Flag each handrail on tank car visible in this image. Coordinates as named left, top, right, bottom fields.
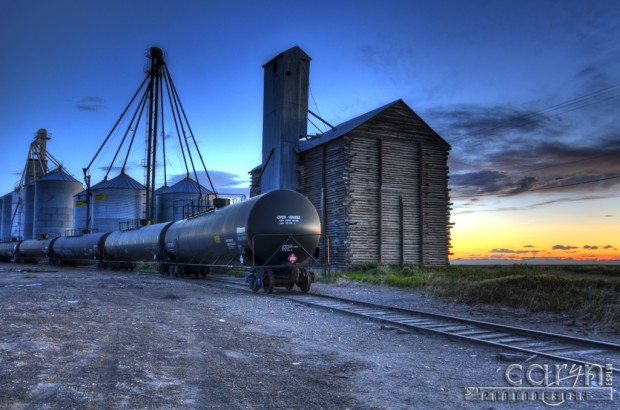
left=250, top=233, right=329, bottom=268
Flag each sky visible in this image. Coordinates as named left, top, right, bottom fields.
left=0, top=0, right=618, bottom=263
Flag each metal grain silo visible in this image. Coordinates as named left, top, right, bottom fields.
left=154, top=184, right=170, bottom=223
left=33, top=168, right=83, bottom=237
left=90, top=172, right=145, bottom=232
left=155, top=176, right=213, bottom=222
left=72, top=190, right=90, bottom=233
left=20, top=183, right=36, bottom=240
left=0, top=192, right=11, bottom=241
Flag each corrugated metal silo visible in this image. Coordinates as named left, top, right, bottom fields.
left=154, top=184, right=170, bottom=223
left=90, top=172, right=145, bottom=232
left=33, top=168, right=83, bottom=237
left=2, top=192, right=15, bottom=240
left=155, top=176, right=213, bottom=222
left=20, top=183, right=36, bottom=240
left=11, top=191, right=19, bottom=239
left=19, top=157, right=48, bottom=240
left=72, top=190, right=89, bottom=233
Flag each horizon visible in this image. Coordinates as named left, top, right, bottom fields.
left=1, top=1, right=618, bottom=262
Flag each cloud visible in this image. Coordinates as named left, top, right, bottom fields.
left=168, top=170, right=249, bottom=196
left=95, top=165, right=125, bottom=174
left=552, top=244, right=579, bottom=250
left=77, top=96, right=104, bottom=111
left=450, top=170, right=513, bottom=195
left=451, top=170, right=545, bottom=197
left=427, top=95, right=620, bottom=200
left=523, top=244, right=534, bottom=248
left=449, top=142, right=620, bottom=198
left=490, top=248, right=529, bottom=254
left=428, top=104, right=558, bottom=142
left=583, top=245, right=599, bottom=250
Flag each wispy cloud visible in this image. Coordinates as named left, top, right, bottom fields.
left=77, top=96, right=104, bottom=112
left=438, top=102, right=620, bottom=198
left=552, top=244, right=579, bottom=251
left=168, top=170, right=249, bottom=196
left=490, top=248, right=529, bottom=254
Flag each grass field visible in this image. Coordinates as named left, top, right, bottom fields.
left=338, top=264, right=620, bottom=329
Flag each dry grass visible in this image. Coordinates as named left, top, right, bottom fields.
left=343, top=264, right=620, bottom=329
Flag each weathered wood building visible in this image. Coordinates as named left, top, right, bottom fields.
left=250, top=47, right=452, bottom=267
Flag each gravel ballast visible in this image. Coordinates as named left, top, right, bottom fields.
left=1, top=265, right=618, bottom=409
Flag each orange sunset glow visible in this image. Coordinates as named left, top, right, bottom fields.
left=449, top=193, right=620, bottom=263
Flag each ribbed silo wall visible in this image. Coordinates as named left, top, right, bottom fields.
left=155, top=177, right=213, bottom=223
left=11, top=191, right=19, bottom=239
left=157, top=193, right=197, bottom=222
left=33, top=177, right=83, bottom=237
left=91, top=187, right=145, bottom=232
left=72, top=191, right=89, bottom=232
left=20, top=184, right=35, bottom=240
left=154, top=186, right=170, bottom=223
left=1, top=193, right=14, bottom=240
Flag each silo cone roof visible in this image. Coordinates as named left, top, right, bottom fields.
left=165, top=177, right=212, bottom=194
left=155, top=185, right=171, bottom=194
left=91, top=172, right=145, bottom=190
left=38, top=167, right=81, bottom=183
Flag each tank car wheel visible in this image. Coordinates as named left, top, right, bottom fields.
left=263, top=270, right=274, bottom=294
left=297, top=268, right=311, bottom=293
left=286, top=267, right=299, bottom=291
left=249, top=275, right=260, bottom=292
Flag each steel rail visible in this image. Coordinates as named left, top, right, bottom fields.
left=205, top=275, right=620, bottom=373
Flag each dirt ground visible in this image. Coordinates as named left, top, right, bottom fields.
left=1, top=264, right=618, bottom=409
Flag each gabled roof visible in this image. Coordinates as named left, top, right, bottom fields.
left=263, top=46, right=311, bottom=67
left=298, top=99, right=450, bottom=152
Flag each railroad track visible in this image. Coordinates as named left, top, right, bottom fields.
left=204, top=274, right=620, bottom=373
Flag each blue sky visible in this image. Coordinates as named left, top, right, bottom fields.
left=1, top=0, right=619, bottom=260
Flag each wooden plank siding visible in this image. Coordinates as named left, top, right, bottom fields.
left=262, top=99, right=452, bottom=268
left=298, top=101, right=451, bottom=267
left=299, top=138, right=349, bottom=267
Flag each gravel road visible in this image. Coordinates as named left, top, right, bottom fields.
left=1, top=265, right=617, bottom=409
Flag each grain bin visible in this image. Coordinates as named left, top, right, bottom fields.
left=20, top=183, right=35, bottom=240
left=72, top=190, right=89, bottom=233
left=154, top=184, right=170, bottom=223
left=90, top=172, right=145, bottom=232
left=33, top=168, right=83, bottom=237
left=155, top=176, right=213, bottom=222
left=1, top=192, right=11, bottom=240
